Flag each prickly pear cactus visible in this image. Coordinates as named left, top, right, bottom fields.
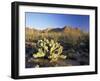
left=33, top=38, right=67, bottom=62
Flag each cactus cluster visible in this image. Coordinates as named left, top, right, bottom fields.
left=33, top=38, right=67, bottom=62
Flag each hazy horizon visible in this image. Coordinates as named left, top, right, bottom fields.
left=26, top=26, right=83, bottom=31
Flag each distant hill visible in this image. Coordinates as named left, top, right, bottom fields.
left=25, top=26, right=82, bottom=33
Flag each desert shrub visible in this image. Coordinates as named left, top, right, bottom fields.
left=33, top=38, right=67, bottom=62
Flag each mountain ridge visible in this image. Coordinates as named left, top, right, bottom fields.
left=25, top=26, right=83, bottom=33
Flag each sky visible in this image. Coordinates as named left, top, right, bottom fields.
left=25, top=12, right=89, bottom=31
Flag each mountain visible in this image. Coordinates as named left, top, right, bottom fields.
left=25, top=26, right=82, bottom=34
left=42, top=28, right=52, bottom=33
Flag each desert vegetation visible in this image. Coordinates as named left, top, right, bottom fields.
left=25, top=26, right=89, bottom=68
